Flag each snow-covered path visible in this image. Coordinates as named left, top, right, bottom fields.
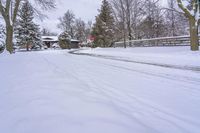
left=0, top=49, right=200, bottom=133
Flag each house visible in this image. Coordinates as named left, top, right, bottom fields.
left=42, top=36, right=80, bottom=49
left=42, top=36, right=59, bottom=48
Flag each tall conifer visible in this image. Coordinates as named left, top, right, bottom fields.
left=92, top=0, right=115, bottom=47
left=15, top=1, right=42, bottom=51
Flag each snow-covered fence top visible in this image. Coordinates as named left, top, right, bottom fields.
left=114, top=35, right=198, bottom=47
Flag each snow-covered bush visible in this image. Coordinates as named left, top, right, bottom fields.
left=58, top=31, right=71, bottom=49
left=52, top=43, right=60, bottom=49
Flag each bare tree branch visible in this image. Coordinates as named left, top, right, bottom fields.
left=162, top=7, right=184, bottom=15
left=177, top=0, right=193, bottom=18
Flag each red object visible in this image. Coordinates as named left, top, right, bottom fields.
left=89, top=35, right=95, bottom=41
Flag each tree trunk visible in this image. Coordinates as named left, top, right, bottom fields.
left=26, top=43, right=29, bottom=51
left=189, top=18, right=199, bottom=51
left=5, top=25, right=14, bottom=54
left=126, top=0, right=132, bottom=47
left=123, top=17, right=126, bottom=48
left=128, top=27, right=132, bottom=47
left=123, top=30, right=126, bottom=48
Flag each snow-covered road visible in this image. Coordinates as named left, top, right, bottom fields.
left=0, top=48, right=200, bottom=133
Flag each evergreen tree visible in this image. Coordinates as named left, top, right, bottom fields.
left=58, top=31, right=71, bottom=49
left=15, top=1, right=42, bottom=51
left=92, top=0, right=115, bottom=47
left=32, top=25, right=42, bottom=49
left=0, top=24, right=5, bottom=47
left=0, top=23, right=5, bottom=52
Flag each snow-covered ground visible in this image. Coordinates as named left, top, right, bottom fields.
left=78, top=46, right=200, bottom=69
left=0, top=47, right=200, bottom=133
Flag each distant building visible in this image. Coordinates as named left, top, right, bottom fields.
left=42, top=36, right=58, bottom=48
left=42, top=36, right=80, bottom=48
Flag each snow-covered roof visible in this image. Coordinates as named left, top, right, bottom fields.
left=71, top=39, right=79, bottom=42
left=42, top=36, right=58, bottom=42
left=42, top=36, right=79, bottom=42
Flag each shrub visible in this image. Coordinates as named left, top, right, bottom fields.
left=0, top=45, right=5, bottom=54
left=58, top=32, right=71, bottom=49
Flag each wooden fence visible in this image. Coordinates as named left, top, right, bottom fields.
left=114, top=35, right=197, bottom=47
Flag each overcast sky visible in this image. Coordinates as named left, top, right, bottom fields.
left=38, top=0, right=101, bottom=33
left=38, top=0, right=167, bottom=34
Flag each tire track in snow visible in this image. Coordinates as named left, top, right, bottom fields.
left=64, top=54, right=199, bottom=132
left=69, top=50, right=200, bottom=72
left=42, top=51, right=200, bottom=133
left=69, top=50, right=200, bottom=90
left=41, top=53, right=162, bottom=132
left=69, top=51, right=200, bottom=132
left=79, top=70, right=200, bottom=133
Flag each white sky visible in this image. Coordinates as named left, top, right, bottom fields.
left=37, top=0, right=167, bottom=34
left=38, top=0, right=101, bottom=33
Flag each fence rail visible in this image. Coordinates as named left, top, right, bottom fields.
left=114, top=35, right=198, bottom=47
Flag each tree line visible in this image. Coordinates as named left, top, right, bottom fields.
left=92, top=0, right=199, bottom=51
left=57, top=10, right=92, bottom=43
left=0, top=1, right=93, bottom=52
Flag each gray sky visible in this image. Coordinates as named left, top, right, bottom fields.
left=39, top=0, right=101, bottom=33
left=38, top=0, right=167, bottom=34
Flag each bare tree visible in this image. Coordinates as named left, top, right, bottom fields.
left=177, top=0, right=199, bottom=51
left=164, top=0, right=188, bottom=36
left=167, top=0, right=176, bottom=36
left=111, top=0, right=145, bottom=47
left=57, top=10, right=75, bottom=38
left=109, top=0, right=197, bottom=50
left=0, top=0, right=55, bottom=53
left=111, top=0, right=127, bottom=48
left=131, top=0, right=145, bottom=39
left=85, top=21, right=92, bottom=41
left=41, top=28, right=57, bottom=36
left=125, top=0, right=133, bottom=46
left=141, top=0, right=165, bottom=38
left=74, top=18, right=86, bottom=42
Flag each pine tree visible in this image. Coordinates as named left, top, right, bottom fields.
left=0, top=23, right=5, bottom=52
left=0, top=24, right=5, bottom=47
left=15, top=1, right=42, bottom=51
left=92, top=0, right=115, bottom=47
left=32, top=25, right=42, bottom=49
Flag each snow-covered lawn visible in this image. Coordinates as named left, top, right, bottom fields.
left=78, top=46, right=200, bottom=69
left=0, top=47, right=200, bottom=133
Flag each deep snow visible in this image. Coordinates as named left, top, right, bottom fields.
left=0, top=47, right=200, bottom=133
